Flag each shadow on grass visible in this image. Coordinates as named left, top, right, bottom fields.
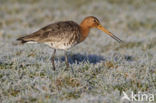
left=59, top=53, right=105, bottom=64
left=58, top=53, right=134, bottom=64
left=0, top=53, right=134, bottom=68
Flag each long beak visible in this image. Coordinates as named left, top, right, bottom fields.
left=97, top=25, right=123, bottom=43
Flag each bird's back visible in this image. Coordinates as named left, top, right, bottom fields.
left=17, top=21, right=81, bottom=49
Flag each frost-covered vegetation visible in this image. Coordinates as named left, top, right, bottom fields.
left=0, top=0, right=156, bottom=103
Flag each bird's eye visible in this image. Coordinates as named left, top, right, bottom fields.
left=94, top=19, right=97, bottom=23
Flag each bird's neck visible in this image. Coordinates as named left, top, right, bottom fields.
left=80, top=22, right=90, bottom=42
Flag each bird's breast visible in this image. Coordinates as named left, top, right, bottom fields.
left=44, top=33, right=80, bottom=50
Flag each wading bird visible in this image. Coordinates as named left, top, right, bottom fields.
left=17, top=16, right=123, bottom=70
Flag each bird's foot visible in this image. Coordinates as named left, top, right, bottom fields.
left=52, top=67, right=56, bottom=70
left=51, top=66, right=55, bottom=70
left=64, top=64, right=69, bottom=71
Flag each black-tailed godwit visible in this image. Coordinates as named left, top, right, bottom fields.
left=17, top=16, right=123, bottom=70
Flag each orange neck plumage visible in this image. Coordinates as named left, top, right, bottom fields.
left=80, top=21, right=90, bottom=42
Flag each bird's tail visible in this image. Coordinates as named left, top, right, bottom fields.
left=16, top=34, right=36, bottom=44
left=16, top=37, right=27, bottom=44
left=16, top=36, right=28, bottom=44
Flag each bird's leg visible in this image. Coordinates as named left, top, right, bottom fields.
left=51, top=49, right=56, bottom=70
left=64, top=51, right=69, bottom=69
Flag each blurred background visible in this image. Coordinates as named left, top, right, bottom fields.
left=0, top=0, right=156, bottom=54
left=0, top=0, right=156, bottom=103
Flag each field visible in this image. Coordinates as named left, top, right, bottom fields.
left=0, top=0, right=156, bottom=103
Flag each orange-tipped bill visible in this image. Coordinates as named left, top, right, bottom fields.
left=97, top=25, right=123, bottom=43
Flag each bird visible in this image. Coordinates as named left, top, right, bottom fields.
left=17, top=16, right=123, bottom=70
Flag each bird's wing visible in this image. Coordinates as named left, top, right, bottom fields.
left=17, top=21, right=81, bottom=43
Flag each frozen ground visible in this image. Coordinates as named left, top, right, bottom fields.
left=0, top=0, right=156, bottom=103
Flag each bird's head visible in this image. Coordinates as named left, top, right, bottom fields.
left=81, top=16, right=100, bottom=28
left=81, top=16, right=123, bottom=43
